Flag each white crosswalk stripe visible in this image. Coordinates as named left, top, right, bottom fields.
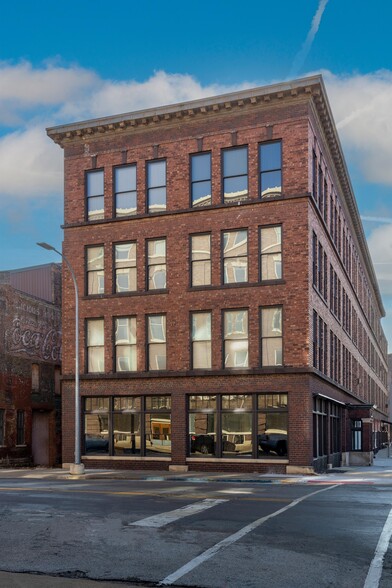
left=130, top=498, right=228, bottom=528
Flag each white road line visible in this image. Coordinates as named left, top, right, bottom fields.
left=364, top=507, right=392, bottom=588
left=159, top=484, right=340, bottom=586
left=131, top=498, right=228, bottom=528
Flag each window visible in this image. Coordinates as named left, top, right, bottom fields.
left=16, top=410, right=25, bottom=445
left=114, top=242, right=137, bottom=293
left=258, top=393, right=288, bottom=457
left=0, top=409, right=4, bottom=445
left=223, top=310, right=248, bottom=368
left=86, top=319, right=104, bottom=373
left=147, top=239, right=166, bottom=290
left=115, top=317, right=136, bottom=372
left=191, top=153, right=211, bottom=207
left=114, top=164, right=137, bottom=217
left=189, top=395, right=217, bottom=457
left=222, top=147, right=248, bottom=203
left=260, top=141, right=282, bottom=198
left=145, top=395, right=171, bottom=456
left=147, top=160, right=166, bottom=213
left=313, top=397, right=327, bottom=457
left=31, top=364, right=39, bottom=392
left=191, top=234, right=211, bottom=287
left=86, top=246, right=104, bottom=295
left=86, top=169, right=104, bottom=221
left=223, top=230, right=248, bottom=284
left=260, top=226, right=282, bottom=280
left=351, top=420, right=362, bottom=451
left=191, top=312, right=211, bottom=369
left=147, top=315, right=166, bottom=370
left=261, top=307, right=283, bottom=366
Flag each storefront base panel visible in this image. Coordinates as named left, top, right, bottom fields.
left=341, top=451, right=373, bottom=467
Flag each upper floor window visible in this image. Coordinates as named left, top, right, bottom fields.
left=191, top=234, right=211, bottom=287
left=147, top=239, right=166, bottom=290
left=191, top=312, right=212, bottom=369
left=223, top=309, right=249, bottom=368
left=260, top=306, right=283, bottom=366
left=86, top=318, right=104, bottom=373
left=114, top=242, right=137, bottom=293
left=147, top=315, right=166, bottom=370
left=223, top=230, right=248, bottom=284
left=115, top=317, right=136, bottom=372
left=86, top=246, right=104, bottom=295
left=191, top=153, right=212, bottom=207
left=260, top=226, right=282, bottom=280
left=260, top=141, right=282, bottom=198
left=222, top=147, right=248, bottom=203
left=147, top=160, right=166, bottom=213
left=114, top=165, right=137, bottom=217
left=86, top=170, right=104, bottom=221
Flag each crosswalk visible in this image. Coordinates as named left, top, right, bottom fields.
left=130, top=498, right=228, bottom=528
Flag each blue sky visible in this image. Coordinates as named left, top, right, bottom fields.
left=1, top=0, right=392, bottom=345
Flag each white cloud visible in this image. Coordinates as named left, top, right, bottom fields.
left=367, top=224, right=392, bottom=296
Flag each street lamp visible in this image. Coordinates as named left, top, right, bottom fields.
left=37, top=242, right=85, bottom=475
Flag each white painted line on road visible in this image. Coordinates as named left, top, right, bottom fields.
left=159, top=484, right=340, bottom=586
left=364, top=506, right=392, bottom=588
left=131, top=498, right=228, bottom=528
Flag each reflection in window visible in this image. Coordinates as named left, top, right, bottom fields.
left=191, top=153, right=211, bottom=207
left=260, top=141, right=282, bottom=198
left=115, top=242, right=137, bottom=292
left=260, top=226, right=282, bottom=280
left=189, top=396, right=217, bottom=457
left=86, top=170, right=104, bottom=221
left=147, top=315, right=166, bottom=370
left=261, top=307, right=282, bottom=366
left=84, top=397, right=109, bottom=455
left=145, top=396, right=171, bottom=456
left=147, top=239, right=166, bottom=290
left=86, top=246, right=104, bottom=295
left=147, top=160, right=166, bottom=213
left=223, top=230, right=248, bottom=284
left=191, top=234, right=211, bottom=287
left=222, top=412, right=252, bottom=458
left=258, top=393, right=288, bottom=457
left=115, top=165, right=137, bottom=217
left=223, top=310, right=248, bottom=368
left=115, top=317, right=136, bottom=372
left=87, top=318, right=104, bottom=373
left=222, top=147, right=248, bottom=203
left=191, top=312, right=211, bottom=369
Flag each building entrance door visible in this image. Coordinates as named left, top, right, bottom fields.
left=32, top=411, right=50, bottom=466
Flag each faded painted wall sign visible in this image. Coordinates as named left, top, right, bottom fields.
left=6, top=317, right=62, bottom=362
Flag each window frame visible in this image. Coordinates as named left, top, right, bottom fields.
left=146, top=237, right=167, bottom=291
left=85, top=168, right=104, bottom=222
left=190, top=311, right=212, bottom=370
left=113, top=163, right=137, bottom=218
left=113, top=241, right=137, bottom=294
left=260, top=305, right=283, bottom=367
left=259, top=140, right=283, bottom=199
left=222, top=308, right=249, bottom=369
left=86, top=317, right=105, bottom=374
left=190, top=151, right=212, bottom=208
left=221, top=145, right=249, bottom=204
left=190, top=232, right=212, bottom=288
left=16, top=410, right=25, bottom=446
left=113, top=315, right=137, bottom=373
left=221, top=229, right=248, bottom=285
left=146, top=159, right=167, bottom=214
left=146, top=314, right=167, bottom=371
left=85, top=244, right=105, bottom=296
left=259, top=224, right=283, bottom=282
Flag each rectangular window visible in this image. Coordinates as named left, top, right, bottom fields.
left=16, top=410, right=25, bottom=445
left=147, top=315, right=166, bottom=370
left=87, top=319, right=104, bottom=373
left=258, top=393, right=288, bottom=457
left=260, top=141, right=282, bottom=198
left=114, top=242, right=137, bottom=293
left=145, top=396, right=171, bottom=456
left=147, top=239, right=166, bottom=290
left=191, top=152, right=211, bottom=207
left=223, top=310, right=248, bottom=368
left=86, top=169, right=104, bottom=221
left=260, top=225, right=282, bottom=280
left=114, top=164, right=137, bottom=217
left=84, top=397, right=109, bottom=455
left=189, top=395, right=217, bottom=457
left=0, top=409, right=4, bottom=445
left=191, top=312, right=211, bottom=369
left=313, top=397, right=327, bottom=457
left=113, top=396, right=141, bottom=456
left=191, top=234, right=211, bottom=287
left=31, top=364, right=39, bottom=392
left=115, top=317, right=136, bottom=372
left=86, top=246, right=104, bottom=295
left=222, top=146, right=248, bottom=203
left=147, top=160, right=166, bottom=213
left=223, top=230, right=248, bottom=284
left=261, top=306, right=283, bottom=366
left=351, top=419, right=362, bottom=451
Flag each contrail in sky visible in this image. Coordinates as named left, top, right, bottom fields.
left=290, top=0, right=329, bottom=78
left=361, top=216, right=392, bottom=224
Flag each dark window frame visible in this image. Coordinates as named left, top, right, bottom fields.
left=113, top=163, right=137, bottom=218
left=259, top=139, right=283, bottom=199
left=221, top=145, right=249, bottom=204
left=146, top=158, right=167, bottom=214
left=221, top=228, right=248, bottom=285
left=190, top=232, right=212, bottom=288
left=259, top=223, right=283, bottom=282
left=113, top=240, right=137, bottom=294
left=85, top=317, right=105, bottom=374
left=190, top=151, right=212, bottom=208
left=16, top=410, right=25, bottom=445
left=190, top=310, right=212, bottom=370
left=146, top=313, right=167, bottom=372
left=85, top=244, right=104, bottom=296
left=85, top=168, right=105, bottom=222
left=146, top=237, right=167, bottom=291
left=113, top=315, right=137, bottom=373
left=260, top=305, right=283, bottom=367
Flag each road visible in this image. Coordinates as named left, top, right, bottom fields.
left=0, top=473, right=391, bottom=587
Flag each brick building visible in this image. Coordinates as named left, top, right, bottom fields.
left=0, top=264, right=62, bottom=466
left=47, top=75, right=388, bottom=474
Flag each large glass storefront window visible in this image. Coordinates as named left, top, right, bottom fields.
left=257, top=394, right=288, bottom=457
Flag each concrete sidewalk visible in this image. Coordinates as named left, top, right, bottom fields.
left=0, top=571, right=150, bottom=587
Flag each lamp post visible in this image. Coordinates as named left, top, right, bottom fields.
left=37, top=242, right=85, bottom=475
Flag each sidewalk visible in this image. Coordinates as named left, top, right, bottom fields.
left=0, top=571, right=149, bottom=587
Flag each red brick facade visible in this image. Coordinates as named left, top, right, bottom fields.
left=49, top=76, right=388, bottom=473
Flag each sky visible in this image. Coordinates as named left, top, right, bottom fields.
left=1, top=0, right=392, bottom=346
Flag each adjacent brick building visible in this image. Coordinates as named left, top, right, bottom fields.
left=0, top=264, right=62, bottom=466
left=47, top=75, right=388, bottom=473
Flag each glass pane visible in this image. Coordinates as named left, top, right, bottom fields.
left=260, top=142, right=281, bottom=172
left=262, top=308, right=282, bottom=337
left=189, top=413, right=216, bottom=456
left=145, top=413, right=171, bottom=456
left=146, top=396, right=171, bottom=410
left=192, top=180, right=212, bottom=207
left=87, top=170, right=104, bottom=196
left=261, top=170, right=282, bottom=198
left=85, top=397, right=109, bottom=412
left=88, top=270, right=104, bottom=295
left=191, top=235, right=211, bottom=260
left=87, top=246, right=104, bottom=270
left=113, top=413, right=141, bottom=455
left=116, top=192, right=137, bottom=216
left=224, top=258, right=248, bottom=283
left=116, top=242, right=137, bottom=265
left=148, top=160, right=166, bottom=187
left=84, top=414, right=108, bottom=454
left=88, top=347, right=104, bottom=373
left=223, top=231, right=247, bottom=256
left=115, top=165, right=136, bottom=192
left=148, top=265, right=167, bottom=289
left=115, top=317, right=136, bottom=344
left=258, top=393, right=287, bottom=409
left=222, top=395, right=253, bottom=410
left=189, top=395, right=217, bottom=410
left=224, top=339, right=249, bottom=367
left=148, top=187, right=166, bottom=212
left=224, top=311, right=248, bottom=338
left=116, top=346, right=137, bottom=371
left=260, top=227, right=281, bottom=254
left=262, top=338, right=283, bottom=366
left=223, top=176, right=248, bottom=203
left=223, top=147, right=247, bottom=176
left=116, top=267, right=137, bottom=292
left=87, top=196, right=104, bottom=220
left=261, top=254, right=282, bottom=280
left=148, top=315, right=166, bottom=342
left=87, top=319, right=104, bottom=345
left=148, top=343, right=166, bottom=370
left=192, top=153, right=211, bottom=182
left=192, top=260, right=211, bottom=286
left=192, top=313, right=211, bottom=340
left=114, top=396, right=141, bottom=411
left=258, top=412, right=287, bottom=457
left=222, top=413, right=252, bottom=457
left=192, top=341, right=211, bottom=369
